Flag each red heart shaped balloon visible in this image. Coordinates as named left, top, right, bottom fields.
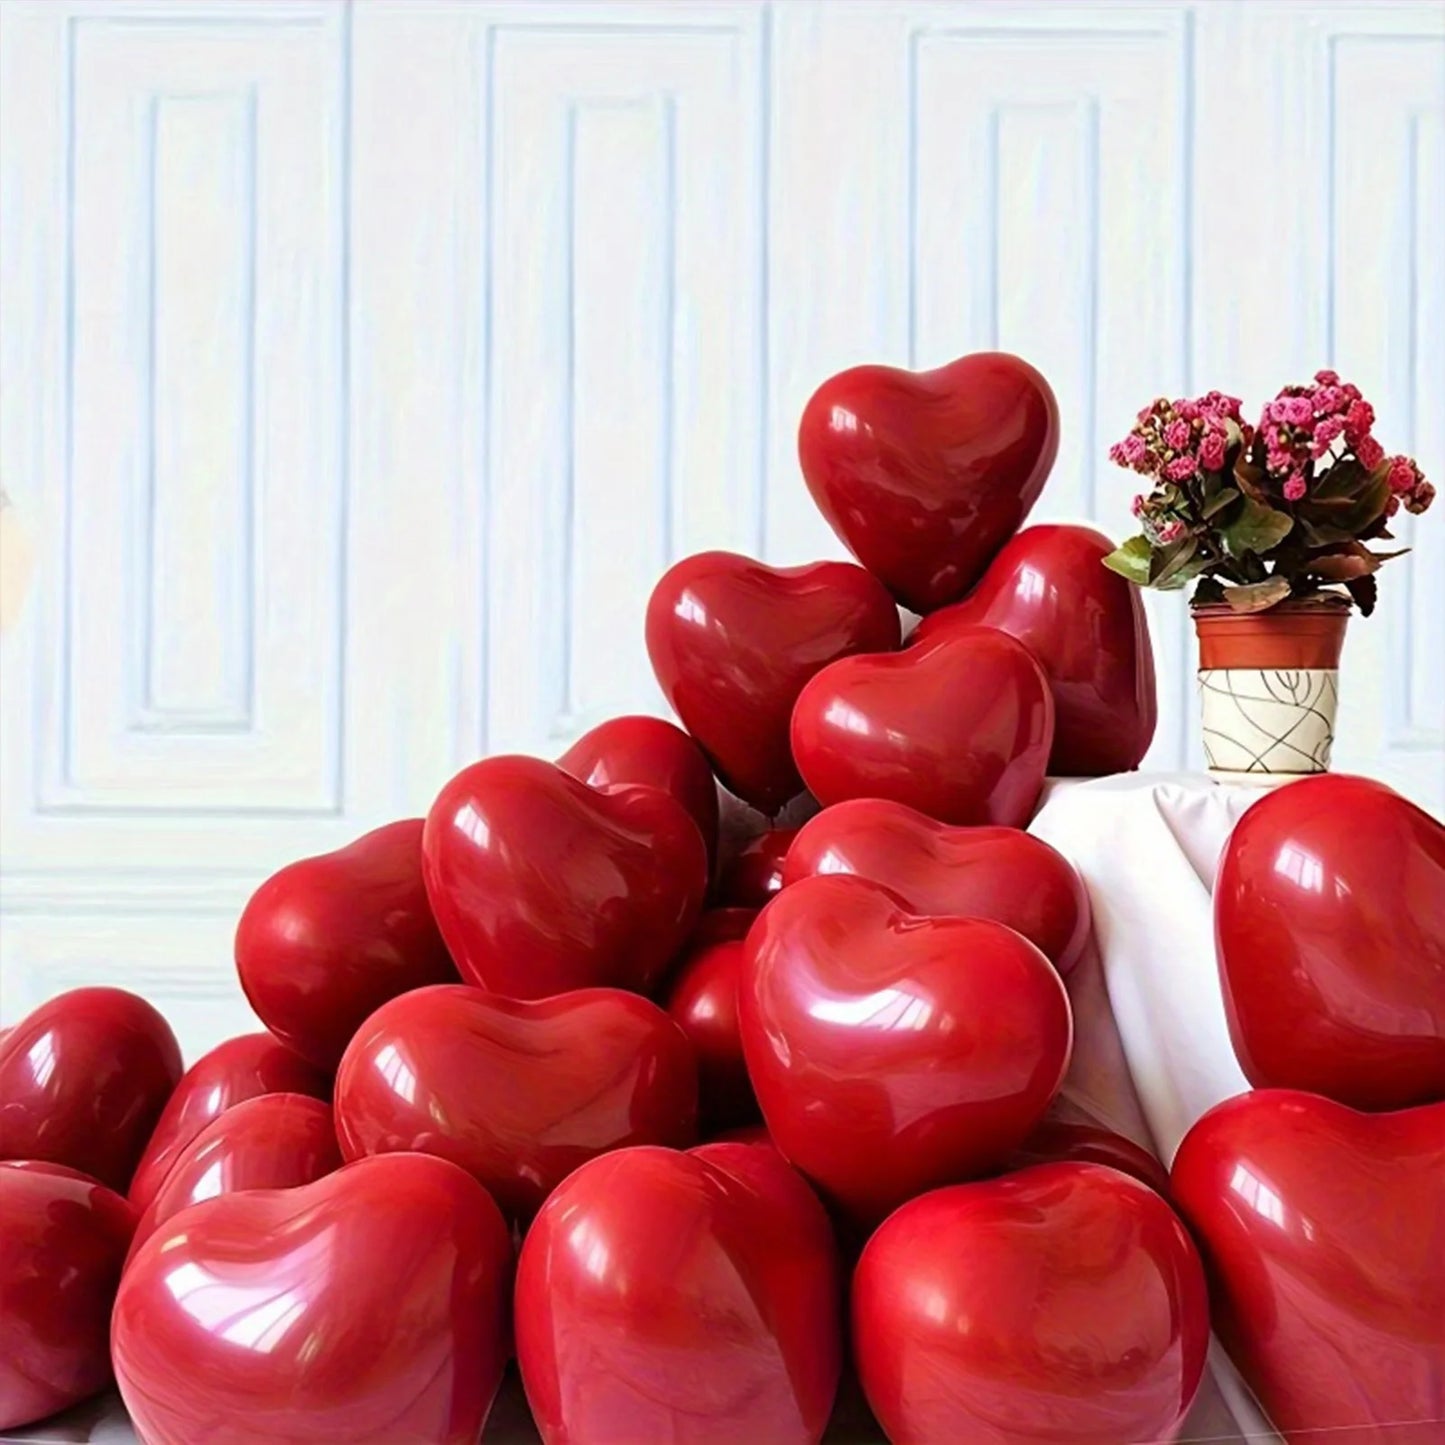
left=912, top=525, right=1157, bottom=774
left=798, top=352, right=1060, bottom=613
left=1171, top=1090, right=1444, bottom=1445
left=1005, top=1114, right=1171, bottom=1197
left=113, top=1153, right=513, bottom=1445
left=1215, top=774, right=1445, bottom=1110
left=335, top=984, right=697, bottom=1220
left=782, top=798, right=1089, bottom=976
left=128, top=1032, right=332, bottom=1213
left=715, top=826, right=799, bottom=907
left=665, top=939, right=758, bottom=1130
left=740, top=875, right=1072, bottom=1225
left=516, top=1143, right=841, bottom=1445
left=558, top=714, right=720, bottom=866
left=236, top=819, right=458, bottom=1070
left=0, top=988, right=181, bottom=1193
left=129, top=1093, right=341, bottom=1264
left=0, top=1162, right=137, bottom=1430
left=853, top=1163, right=1209, bottom=1445
left=646, top=551, right=901, bottom=813
left=688, top=907, right=760, bottom=948
left=423, top=756, right=708, bottom=999
left=791, top=625, right=1054, bottom=828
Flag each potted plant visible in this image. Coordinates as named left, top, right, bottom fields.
left=1103, top=374, right=1435, bottom=778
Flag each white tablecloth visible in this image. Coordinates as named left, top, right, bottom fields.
left=5, top=774, right=1285, bottom=1445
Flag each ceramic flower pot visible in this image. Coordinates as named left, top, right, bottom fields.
left=1192, top=601, right=1349, bottom=780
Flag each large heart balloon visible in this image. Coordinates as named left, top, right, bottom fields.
left=1171, top=1090, right=1443, bottom=1445
left=739, top=875, right=1072, bottom=1224
left=782, top=798, right=1089, bottom=976
left=335, top=984, right=697, bottom=1219
left=645, top=551, right=901, bottom=813
left=423, top=756, right=708, bottom=998
left=791, top=625, right=1054, bottom=828
left=236, top=819, right=458, bottom=1070
left=1215, top=774, right=1445, bottom=1110
left=714, top=826, right=799, bottom=907
left=798, top=352, right=1059, bottom=613
left=516, top=1142, right=841, bottom=1445
left=558, top=714, right=720, bottom=866
left=665, top=939, right=758, bottom=1129
left=0, top=1162, right=137, bottom=1430
left=853, top=1162, right=1209, bottom=1445
left=113, top=1153, right=513, bottom=1445
left=128, top=1032, right=332, bottom=1213
left=911, top=524, right=1157, bottom=774
left=0, top=988, right=181, bottom=1193
left=129, top=1094, right=341, bottom=1262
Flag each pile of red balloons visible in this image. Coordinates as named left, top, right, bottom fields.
left=2, top=352, right=1440, bottom=1445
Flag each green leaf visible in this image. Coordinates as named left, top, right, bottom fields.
left=1222, top=576, right=1294, bottom=613
left=1296, top=516, right=1356, bottom=547
left=1101, top=536, right=1153, bottom=585
left=1153, top=538, right=1211, bottom=591
left=1202, top=486, right=1240, bottom=519
left=1221, top=496, right=1295, bottom=558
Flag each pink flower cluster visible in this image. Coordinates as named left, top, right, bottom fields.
left=1256, top=370, right=1385, bottom=501
left=1385, top=455, right=1437, bottom=517
left=1108, top=391, right=1246, bottom=488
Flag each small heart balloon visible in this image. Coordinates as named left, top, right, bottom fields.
left=646, top=551, right=901, bottom=813
left=1215, top=774, right=1445, bottom=1110
left=782, top=798, right=1089, bottom=975
left=1171, top=1089, right=1444, bottom=1445
left=715, top=827, right=799, bottom=907
left=911, top=524, right=1157, bottom=774
left=0, top=988, right=181, bottom=1193
left=740, top=875, right=1072, bottom=1225
left=516, top=1143, right=841, bottom=1445
left=113, top=1154, right=513, bottom=1445
left=1005, top=1114, right=1170, bottom=1197
left=798, top=352, right=1059, bottom=612
left=665, top=939, right=759, bottom=1129
left=558, top=714, right=720, bottom=866
left=1, top=1162, right=137, bottom=1430
left=128, top=1032, right=332, bottom=1214
left=423, top=756, right=708, bottom=999
left=791, top=625, right=1054, bottom=828
left=128, top=1094, right=341, bottom=1263
left=335, top=984, right=697, bottom=1219
left=853, top=1163, right=1209, bottom=1445
left=236, top=819, right=458, bottom=1070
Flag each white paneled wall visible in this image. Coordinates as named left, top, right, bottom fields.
left=2, top=0, right=1442, bottom=1054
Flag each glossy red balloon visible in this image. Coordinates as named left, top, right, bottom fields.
left=782, top=798, right=1089, bottom=976
left=558, top=713, right=720, bottom=866
left=687, top=907, right=759, bottom=948
left=714, top=827, right=798, bottom=907
left=236, top=818, right=458, bottom=1070
left=423, top=755, right=708, bottom=999
left=335, top=984, right=697, bottom=1220
left=0, top=1162, right=137, bottom=1430
left=1005, top=1115, right=1171, bottom=1197
left=665, top=940, right=758, bottom=1130
left=798, top=352, right=1059, bottom=613
left=1171, top=1090, right=1444, bottom=1445
left=0, top=988, right=181, bottom=1193
left=646, top=551, right=901, bottom=813
left=740, top=875, right=1072, bottom=1225
left=129, top=1094, right=341, bottom=1263
left=1215, top=774, right=1445, bottom=1110
left=128, top=1032, right=332, bottom=1213
left=791, top=625, right=1054, bottom=828
left=853, top=1163, right=1209, bottom=1445
left=911, top=524, right=1157, bottom=774
left=113, top=1153, right=513, bottom=1445
left=516, top=1143, right=841, bottom=1445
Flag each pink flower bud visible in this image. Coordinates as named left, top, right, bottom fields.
left=1407, top=479, right=1436, bottom=514
left=1157, top=519, right=1187, bottom=544
left=1164, top=455, right=1197, bottom=482
left=1164, top=419, right=1192, bottom=450
left=1314, top=368, right=1340, bottom=386
left=1387, top=456, right=1417, bottom=494
left=1356, top=435, right=1385, bottom=471
left=1199, top=431, right=1227, bottom=471
left=1283, top=474, right=1307, bottom=502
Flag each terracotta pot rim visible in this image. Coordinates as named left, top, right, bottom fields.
left=1189, top=594, right=1353, bottom=618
